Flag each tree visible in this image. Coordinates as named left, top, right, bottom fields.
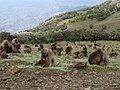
left=0, top=32, right=14, bottom=43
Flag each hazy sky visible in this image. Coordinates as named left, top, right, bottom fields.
left=0, top=0, right=107, bottom=33
left=0, top=0, right=107, bottom=8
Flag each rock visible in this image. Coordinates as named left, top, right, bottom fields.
left=38, top=79, right=43, bottom=83
left=26, top=78, right=31, bottom=82
left=6, top=63, right=10, bottom=66
left=35, top=71, right=41, bottom=74
left=84, top=87, right=91, bottom=90
left=112, top=83, right=118, bottom=86
left=37, top=87, right=42, bottom=90
left=65, top=77, right=72, bottom=81
left=30, top=73, right=37, bottom=80
left=10, top=66, right=20, bottom=75
left=0, top=68, right=4, bottom=71
left=51, top=78, right=55, bottom=82
left=89, top=71, right=97, bottom=75
left=1, top=77, right=10, bottom=81
left=72, top=70, right=78, bottom=74
left=73, top=62, right=87, bottom=69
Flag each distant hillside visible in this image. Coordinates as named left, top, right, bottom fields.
left=27, top=0, right=120, bottom=34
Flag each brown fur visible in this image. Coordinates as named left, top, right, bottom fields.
left=80, top=46, right=88, bottom=57
left=11, top=38, right=19, bottom=45
left=51, top=43, right=63, bottom=55
left=24, top=45, right=32, bottom=53
left=11, top=39, right=21, bottom=53
left=0, top=49, right=8, bottom=59
left=34, top=48, right=55, bottom=67
left=0, top=40, right=13, bottom=53
left=56, top=44, right=63, bottom=55
left=72, top=51, right=80, bottom=59
left=65, top=46, right=73, bottom=55
left=88, top=48, right=108, bottom=66
left=51, top=42, right=58, bottom=54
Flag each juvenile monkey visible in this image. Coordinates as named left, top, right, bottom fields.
left=72, top=51, right=80, bottom=59
left=65, top=46, right=73, bottom=55
left=0, top=49, right=8, bottom=59
left=34, top=48, right=55, bottom=67
left=24, top=45, right=32, bottom=53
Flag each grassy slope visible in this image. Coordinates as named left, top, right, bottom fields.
left=24, top=0, right=120, bottom=35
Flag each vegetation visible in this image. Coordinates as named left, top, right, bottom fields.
left=0, top=32, right=15, bottom=43
left=26, top=0, right=120, bottom=33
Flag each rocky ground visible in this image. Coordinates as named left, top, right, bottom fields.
left=0, top=60, right=120, bottom=90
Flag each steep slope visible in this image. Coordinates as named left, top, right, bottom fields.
left=27, top=0, right=120, bottom=34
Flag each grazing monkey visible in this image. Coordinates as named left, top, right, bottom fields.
left=72, top=51, right=80, bottom=59
left=34, top=48, right=55, bottom=67
left=51, top=42, right=58, bottom=54
left=11, top=38, right=21, bottom=53
left=24, top=45, right=32, bottom=53
left=80, top=46, right=88, bottom=57
left=88, top=48, right=108, bottom=66
left=56, top=44, right=63, bottom=55
left=65, top=46, right=73, bottom=55
left=51, top=43, right=63, bottom=55
left=0, top=49, right=8, bottom=59
left=0, top=40, right=13, bottom=53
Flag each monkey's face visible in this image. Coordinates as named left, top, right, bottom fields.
left=99, top=61, right=106, bottom=66
left=24, top=45, right=28, bottom=48
left=14, top=40, right=18, bottom=44
left=41, top=49, right=48, bottom=56
left=14, top=44, right=21, bottom=49
left=4, top=42, right=9, bottom=48
left=17, top=44, right=21, bottom=49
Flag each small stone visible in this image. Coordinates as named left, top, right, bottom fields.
left=1, top=77, right=10, bottom=81
left=37, top=87, right=42, bottom=90
left=112, top=83, right=118, bottom=86
left=89, top=71, right=97, bottom=75
left=0, top=68, right=4, bottom=71
left=6, top=63, right=10, bottom=66
left=38, top=79, right=43, bottom=83
left=35, top=71, right=41, bottom=74
left=10, top=66, right=20, bottom=75
left=26, top=78, right=31, bottom=82
left=65, top=77, right=72, bottom=81
left=84, top=87, right=91, bottom=90
left=72, top=70, right=78, bottom=74
left=51, top=78, right=55, bottom=82
left=30, top=73, right=37, bottom=80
